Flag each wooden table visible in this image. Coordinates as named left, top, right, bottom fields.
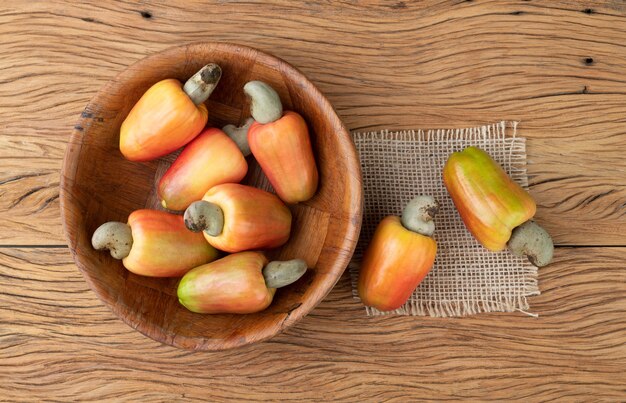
left=2, top=1, right=625, bottom=400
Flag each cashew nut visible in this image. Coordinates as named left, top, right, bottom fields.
left=508, top=220, right=554, bottom=267
left=243, top=81, right=283, bottom=124
left=183, top=63, right=222, bottom=105
left=91, top=221, right=133, bottom=259
left=262, top=259, right=308, bottom=289
left=400, top=195, right=439, bottom=237
left=223, top=117, right=254, bottom=157
left=183, top=200, right=224, bottom=237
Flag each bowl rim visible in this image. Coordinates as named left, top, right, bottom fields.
left=60, top=41, right=363, bottom=350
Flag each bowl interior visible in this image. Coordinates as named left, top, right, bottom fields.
left=61, top=43, right=362, bottom=350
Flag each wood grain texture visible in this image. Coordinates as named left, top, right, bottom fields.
left=0, top=0, right=625, bottom=245
left=1, top=247, right=624, bottom=401
left=1, top=0, right=626, bottom=400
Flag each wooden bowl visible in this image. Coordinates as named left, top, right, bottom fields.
left=60, top=43, right=362, bottom=350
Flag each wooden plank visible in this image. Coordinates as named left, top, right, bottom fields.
left=1, top=1, right=625, bottom=245
left=1, top=247, right=624, bottom=400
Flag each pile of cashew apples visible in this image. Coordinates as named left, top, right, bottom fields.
left=92, top=63, right=553, bottom=315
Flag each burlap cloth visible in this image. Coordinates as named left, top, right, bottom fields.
left=349, top=121, right=540, bottom=317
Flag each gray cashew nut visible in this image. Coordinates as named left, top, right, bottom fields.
left=183, top=63, right=222, bottom=105
left=223, top=117, right=254, bottom=157
left=262, top=259, right=308, bottom=289
left=400, top=195, right=439, bottom=237
left=508, top=220, right=554, bottom=267
left=243, top=81, right=283, bottom=124
left=91, top=221, right=133, bottom=260
left=184, top=200, right=224, bottom=237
